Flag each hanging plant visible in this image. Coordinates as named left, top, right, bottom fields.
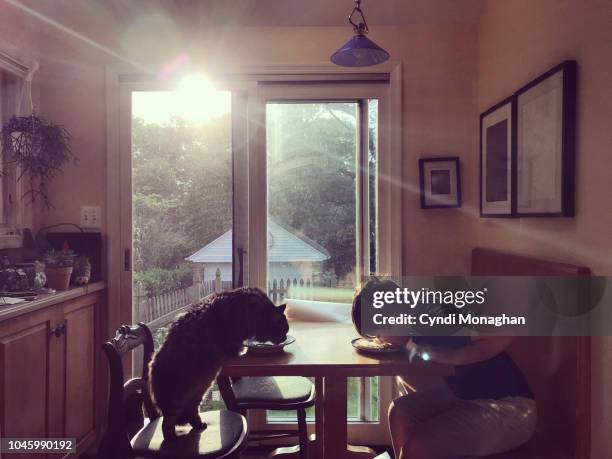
left=1, top=113, right=77, bottom=207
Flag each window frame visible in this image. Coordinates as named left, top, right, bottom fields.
left=248, top=77, right=401, bottom=444
left=108, top=63, right=403, bottom=446
left=0, top=51, right=31, bottom=248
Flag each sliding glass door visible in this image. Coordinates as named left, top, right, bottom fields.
left=118, top=77, right=249, bottom=412
left=116, top=73, right=399, bottom=443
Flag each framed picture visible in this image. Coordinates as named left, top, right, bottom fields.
left=419, top=157, right=461, bottom=209
left=480, top=97, right=513, bottom=217
left=514, top=60, right=576, bottom=217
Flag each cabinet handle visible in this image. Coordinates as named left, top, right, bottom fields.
left=50, top=323, right=66, bottom=338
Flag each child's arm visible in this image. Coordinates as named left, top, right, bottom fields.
left=414, top=336, right=512, bottom=366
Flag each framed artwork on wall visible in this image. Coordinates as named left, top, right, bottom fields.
left=514, top=60, right=576, bottom=217
left=480, top=97, right=513, bottom=217
left=419, top=157, right=461, bottom=209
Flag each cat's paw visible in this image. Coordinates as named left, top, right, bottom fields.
left=162, top=418, right=179, bottom=442
left=162, top=428, right=178, bottom=442
left=191, top=419, right=208, bottom=431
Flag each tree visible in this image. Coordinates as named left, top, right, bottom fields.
left=131, top=99, right=377, bottom=292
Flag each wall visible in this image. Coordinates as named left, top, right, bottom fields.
left=477, top=0, right=612, bottom=457
left=191, top=25, right=479, bottom=276
left=1, top=0, right=481, bottom=276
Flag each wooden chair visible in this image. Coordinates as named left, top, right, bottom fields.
left=99, top=323, right=248, bottom=459
left=217, top=375, right=315, bottom=459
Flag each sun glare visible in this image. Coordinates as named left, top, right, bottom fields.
left=132, top=74, right=231, bottom=125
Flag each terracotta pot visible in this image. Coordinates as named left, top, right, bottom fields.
left=45, top=266, right=73, bottom=291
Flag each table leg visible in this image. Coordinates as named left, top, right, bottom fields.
left=322, top=375, right=377, bottom=459
left=269, top=378, right=322, bottom=459
left=270, top=376, right=377, bottom=459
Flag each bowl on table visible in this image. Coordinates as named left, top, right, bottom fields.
left=245, top=335, right=296, bottom=355
left=351, top=337, right=406, bottom=355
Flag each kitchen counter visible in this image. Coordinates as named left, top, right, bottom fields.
left=0, top=281, right=106, bottom=322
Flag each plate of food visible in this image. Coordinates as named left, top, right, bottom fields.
left=351, top=337, right=406, bottom=355
left=245, top=335, right=296, bottom=355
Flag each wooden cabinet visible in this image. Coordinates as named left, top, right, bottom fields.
left=0, top=306, right=64, bottom=456
left=0, top=291, right=103, bottom=458
left=62, top=295, right=99, bottom=455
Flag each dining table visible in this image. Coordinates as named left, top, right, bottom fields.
left=221, top=321, right=454, bottom=459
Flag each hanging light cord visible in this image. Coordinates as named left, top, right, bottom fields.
left=348, top=0, right=369, bottom=35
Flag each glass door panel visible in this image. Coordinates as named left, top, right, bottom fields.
left=129, top=81, right=236, bottom=412
left=265, top=98, right=380, bottom=424
left=266, top=101, right=359, bottom=303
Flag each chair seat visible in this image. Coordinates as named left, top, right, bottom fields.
left=232, top=376, right=315, bottom=405
left=131, top=410, right=247, bottom=459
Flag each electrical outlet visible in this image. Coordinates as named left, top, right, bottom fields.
left=80, top=206, right=101, bottom=229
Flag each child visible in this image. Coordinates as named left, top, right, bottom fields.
left=353, top=279, right=537, bottom=459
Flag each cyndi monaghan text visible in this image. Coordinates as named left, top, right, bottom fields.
left=373, top=313, right=526, bottom=327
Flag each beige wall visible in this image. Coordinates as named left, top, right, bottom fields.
left=477, top=1, right=612, bottom=457
left=1, top=2, right=481, bottom=275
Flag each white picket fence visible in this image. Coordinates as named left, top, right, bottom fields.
left=134, top=270, right=319, bottom=328
left=133, top=279, right=230, bottom=329
left=268, top=277, right=314, bottom=303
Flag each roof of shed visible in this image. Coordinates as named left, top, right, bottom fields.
left=186, top=220, right=330, bottom=263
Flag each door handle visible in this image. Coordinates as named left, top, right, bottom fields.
left=236, top=247, right=246, bottom=288
left=124, top=248, right=131, bottom=271
left=49, top=322, right=66, bottom=338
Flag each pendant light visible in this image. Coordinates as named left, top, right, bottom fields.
left=330, top=0, right=390, bottom=67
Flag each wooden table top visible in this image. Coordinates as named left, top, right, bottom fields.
left=221, top=321, right=453, bottom=378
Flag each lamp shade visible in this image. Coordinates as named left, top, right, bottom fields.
left=330, top=34, right=390, bottom=67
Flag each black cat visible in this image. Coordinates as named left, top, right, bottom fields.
left=149, top=287, right=289, bottom=441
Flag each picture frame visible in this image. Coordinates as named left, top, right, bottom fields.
left=480, top=97, right=514, bottom=217
left=419, top=157, right=462, bottom=209
left=514, top=60, right=576, bottom=217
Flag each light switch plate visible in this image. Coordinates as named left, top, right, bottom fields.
left=80, top=206, right=101, bottom=229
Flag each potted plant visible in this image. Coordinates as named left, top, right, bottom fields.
left=42, top=249, right=75, bottom=291
left=1, top=114, right=76, bottom=207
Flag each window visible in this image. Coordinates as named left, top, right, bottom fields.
left=0, top=56, right=27, bottom=246
left=261, top=86, right=385, bottom=429
left=115, top=71, right=401, bottom=444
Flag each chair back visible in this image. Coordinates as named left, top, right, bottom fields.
left=99, top=323, right=159, bottom=459
left=217, top=376, right=240, bottom=412
left=471, top=248, right=590, bottom=458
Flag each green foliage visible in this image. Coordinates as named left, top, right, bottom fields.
left=42, top=249, right=75, bottom=268
left=1, top=115, right=77, bottom=206
left=134, top=266, right=193, bottom=297
left=132, top=100, right=377, bottom=289
left=267, top=103, right=362, bottom=279
left=132, top=116, right=232, bottom=276
left=153, top=326, right=169, bottom=349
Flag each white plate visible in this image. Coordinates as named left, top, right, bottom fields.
left=351, top=337, right=405, bottom=355
left=245, top=335, right=296, bottom=355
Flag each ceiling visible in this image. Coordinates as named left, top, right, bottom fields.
left=13, top=0, right=483, bottom=36
left=181, top=0, right=483, bottom=27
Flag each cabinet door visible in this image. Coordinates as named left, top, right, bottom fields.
left=0, top=307, right=63, bottom=458
left=63, top=294, right=98, bottom=453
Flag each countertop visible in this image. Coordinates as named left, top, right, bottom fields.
left=0, top=281, right=106, bottom=323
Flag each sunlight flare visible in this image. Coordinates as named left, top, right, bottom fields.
left=133, top=74, right=230, bottom=125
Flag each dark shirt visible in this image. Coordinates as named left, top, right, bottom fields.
left=413, top=336, right=533, bottom=400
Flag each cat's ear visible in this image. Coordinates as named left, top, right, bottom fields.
left=277, top=304, right=287, bottom=314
